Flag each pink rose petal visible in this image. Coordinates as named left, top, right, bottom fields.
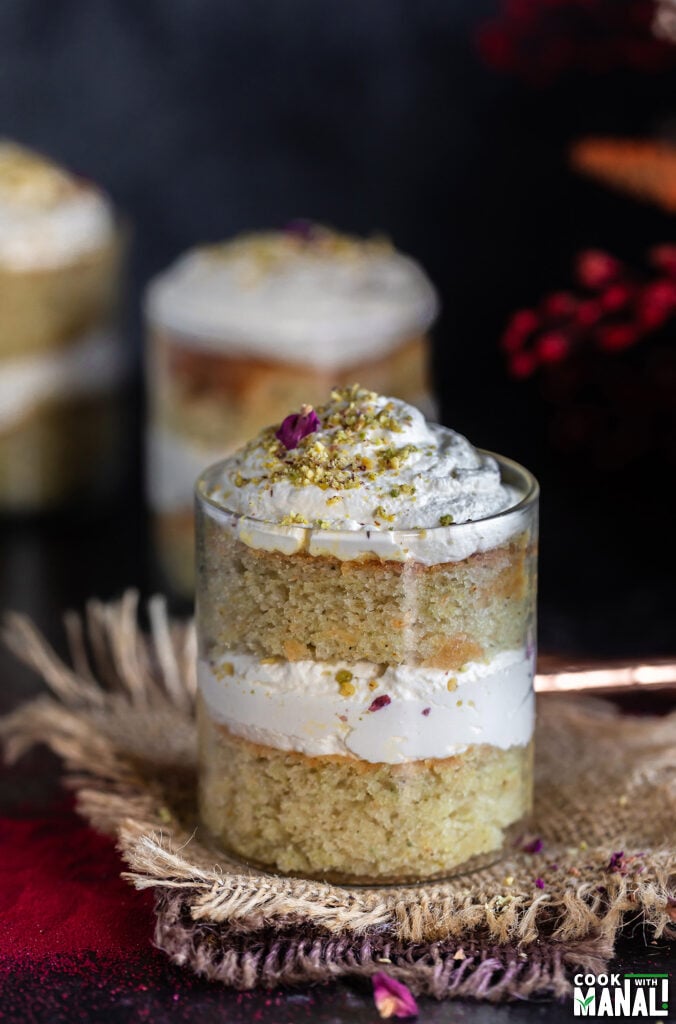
left=275, top=405, right=320, bottom=450
left=372, top=972, right=418, bottom=1019
left=368, top=695, right=391, bottom=713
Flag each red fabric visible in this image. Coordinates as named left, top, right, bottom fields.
left=0, top=801, right=154, bottom=957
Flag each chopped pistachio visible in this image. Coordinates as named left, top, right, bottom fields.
left=279, top=512, right=309, bottom=525
left=439, top=514, right=455, bottom=526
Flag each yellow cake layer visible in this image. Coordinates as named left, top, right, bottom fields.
left=198, top=704, right=534, bottom=884
left=198, top=527, right=536, bottom=670
left=0, top=239, right=121, bottom=359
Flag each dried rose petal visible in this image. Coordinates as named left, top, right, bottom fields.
left=421, top=707, right=431, bottom=717
left=368, top=696, right=391, bottom=712
left=368, top=695, right=391, bottom=713
left=607, top=851, right=627, bottom=874
left=534, top=877, right=545, bottom=890
left=275, top=405, right=320, bottom=450
left=284, top=218, right=316, bottom=240
left=372, top=972, right=418, bottom=1019
left=523, top=837, right=543, bottom=854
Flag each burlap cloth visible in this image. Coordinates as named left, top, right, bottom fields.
left=1, top=592, right=674, bottom=1001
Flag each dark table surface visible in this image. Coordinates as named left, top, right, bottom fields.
left=0, top=468, right=674, bottom=1023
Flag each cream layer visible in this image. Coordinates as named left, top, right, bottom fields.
left=198, top=648, right=535, bottom=764
left=0, top=326, right=126, bottom=431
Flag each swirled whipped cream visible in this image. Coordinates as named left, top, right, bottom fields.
left=0, top=141, right=115, bottom=269
left=145, top=227, right=437, bottom=367
left=201, top=386, right=529, bottom=564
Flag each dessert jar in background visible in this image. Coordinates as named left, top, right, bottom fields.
left=144, top=226, right=438, bottom=596
left=195, top=387, right=538, bottom=884
left=0, top=141, right=128, bottom=512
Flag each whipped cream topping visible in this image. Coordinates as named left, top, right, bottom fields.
left=200, top=387, right=529, bottom=564
left=199, top=648, right=535, bottom=764
left=145, top=228, right=438, bottom=367
left=0, top=141, right=115, bottom=269
left=0, top=326, right=128, bottom=431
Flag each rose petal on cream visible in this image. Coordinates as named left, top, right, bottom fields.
left=275, top=404, right=320, bottom=450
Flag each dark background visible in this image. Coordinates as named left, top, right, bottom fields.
left=2, top=3, right=676, bottom=643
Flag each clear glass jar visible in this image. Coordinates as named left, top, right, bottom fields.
left=195, top=454, right=538, bottom=884
left=0, top=228, right=127, bottom=512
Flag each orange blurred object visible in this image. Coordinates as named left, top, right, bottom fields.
left=571, top=137, right=676, bottom=212
left=536, top=656, right=676, bottom=694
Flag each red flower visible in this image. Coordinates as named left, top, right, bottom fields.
left=576, top=250, right=622, bottom=291
left=509, top=350, right=539, bottom=379
left=501, top=245, right=676, bottom=380
left=537, top=332, right=569, bottom=363
left=477, top=0, right=675, bottom=83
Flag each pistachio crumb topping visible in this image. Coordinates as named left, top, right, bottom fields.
left=439, top=514, right=455, bottom=526
left=338, top=680, right=356, bottom=697
left=373, top=505, right=395, bottom=523
left=335, top=669, right=353, bottom=685
left=230, top=385, right=418, bottom=494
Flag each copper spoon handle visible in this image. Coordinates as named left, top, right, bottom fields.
left=535, top=657, right=676, bottom=693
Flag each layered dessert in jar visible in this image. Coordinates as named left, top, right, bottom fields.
left=145, top=226, right=438, bottom=594
left=196, top=385, right=538, bottom=884
left=0, top=141, right=125, bottom=510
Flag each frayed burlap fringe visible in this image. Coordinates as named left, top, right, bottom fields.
left=1, top=591, right=674, bottom=1000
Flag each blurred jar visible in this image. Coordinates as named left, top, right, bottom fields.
left=0, top=141, right=127, bottom=512
left=144, top=225, right=438, bottom=595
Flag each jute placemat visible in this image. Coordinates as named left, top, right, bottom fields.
left=1, top=591, right=674, bottom=1001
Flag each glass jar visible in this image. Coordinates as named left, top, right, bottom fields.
left=195, top=454, right=538, bottom=884
left=144, top=231, right=438, bottom=596
left=0, top=144, right=128, bottom=512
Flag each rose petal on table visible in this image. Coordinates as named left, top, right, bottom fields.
left=372, top=972, right=418, bottom=1019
